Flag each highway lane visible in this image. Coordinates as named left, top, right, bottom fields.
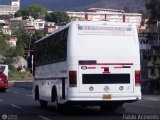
left=0, top=86, right=160, bottom=120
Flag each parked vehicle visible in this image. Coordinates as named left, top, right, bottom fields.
left=0, top=65, right=8, bottom=92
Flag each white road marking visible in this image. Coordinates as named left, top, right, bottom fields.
left=10, top=104, right=23, bottom=110
left=125, top=103, right=159, bottom=109
left=143, top=98, right=160, bottom=101
left=6, top=89, right=10, bottom=92
left=0, top=99, right=4, bottom=102
left=39, top=115, right=51, bottom=120
left=12, top=91, right=19, bottom=94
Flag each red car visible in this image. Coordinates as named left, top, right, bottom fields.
left=0, top=65, right=8, bottom=92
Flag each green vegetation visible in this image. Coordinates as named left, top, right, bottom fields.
left=14, top=9, right=29, bottom=19
left=0, top=31, right=22, bottom=65
left=45, top=11, right=70, bottom=25
left=14, top=4, right=48, bottom=19
left=28, top=4, right=48, bottom=19
left=2, top=4, right=70, bottom=78
left=9, top=71, right=33, bottom=79
left=0, top=14, right=13, bottom=20
left=146, top=0, right=160, bottom=20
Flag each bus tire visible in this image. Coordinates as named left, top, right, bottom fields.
left=35, top=86, right=39, bottom=100
left=39, top=100, right=48, bottom=108
left=54, top=97, right=63, bottom=112
left=52, top=87, right=63, bottom=112
left=0, top=89, right=6, bottom=92
left=51, top=86, right=57, bottom=102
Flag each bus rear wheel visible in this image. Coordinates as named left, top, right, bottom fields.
left=54, top=98, right=63, bottom=112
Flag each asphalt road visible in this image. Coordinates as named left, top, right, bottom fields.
left=0, top=86, right=160, bottom=120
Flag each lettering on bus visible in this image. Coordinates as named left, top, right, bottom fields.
left=77, top=25, right=133, bottom=36
left=78, top=25, right=132, bottom=31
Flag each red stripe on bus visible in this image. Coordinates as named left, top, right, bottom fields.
left=103, top=72, right=110, bottom=74
left=114, top=66, right=122, bottom=69
left=87, top=67, right=96, bottom=69
left=79, top=63, right=133, bottom=65
left=97, top=63, right=133, bottom=65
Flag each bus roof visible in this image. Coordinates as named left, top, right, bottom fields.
left=34, top=21, right=135, bottom=44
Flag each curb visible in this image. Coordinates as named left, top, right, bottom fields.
left=8, top=80, right=33, bottom=83
left=9, top=81, right=33, bottom=90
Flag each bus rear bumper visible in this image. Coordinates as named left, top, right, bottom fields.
left=66, top=100, right=137, bottom=106
left=67, top=93, right=141, bottom=102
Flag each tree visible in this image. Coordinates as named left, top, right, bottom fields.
left=45, top=11, right=70, bottom=25
left=28, top=30, right=45, bottom=49
left=14, top=10, right=23, bottom=17
left=13, top=28, right=30, bottom=49
left=0, top=14, right=13, bottom=20
left=0, top=32, right=10, bottom=57
left=34, top=30, right=45, bottom=40
left=13, top=28, right=45, bottom=55
left=27, top=4, right=48, bottom=19
left=14, top=9, right=30, bottom=19
left=14, top=5, right=48, bottom=19
left=0, top=31, right=21, bottom=65
left=146, top=0, right=160, bottom=20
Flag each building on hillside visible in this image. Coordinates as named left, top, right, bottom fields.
left=140, top=19, right=149, bottom=33
left=147, top=35, right=160, bottom=94
left=10, top=16, right=47, bottom=31
left=148, top=20, right=160, bottom=33
left=2, top=25, right=11, bottom=35
left=34, top=19, right=45, bottom=30
left=0, top=0, right=20, bottom=15
left=67, top=8, right=142, bottom=30
left=10, top=17, right=28, bottom=29
left=23, top=24, right=35, bottom=35
left=9, top=35, right=17, bottom=46
left=44, top=22, right=56, bottom=34
left=139, top=32, right=160, bottom=94
left=86, top=8, right=125, bottom=13
left=0, top=20, right=11, bottom=35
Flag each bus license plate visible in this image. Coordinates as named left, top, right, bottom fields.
left=102, top=94, right=112, bottom=99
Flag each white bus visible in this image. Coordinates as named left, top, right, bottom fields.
left=33, top=21, right=141, bottom=111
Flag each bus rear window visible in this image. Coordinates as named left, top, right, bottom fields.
left=0, top=66, right=5, bottom=73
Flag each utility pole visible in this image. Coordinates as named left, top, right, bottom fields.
left=28, top=33, right=33, bottom=74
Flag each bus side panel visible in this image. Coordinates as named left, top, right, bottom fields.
left=33, top=62, right=68, bottom=102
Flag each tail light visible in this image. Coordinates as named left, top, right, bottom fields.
left=69, top=71, right=77, bottom=87
left=0, top=73, right=7, bottom=83
left=135, top=70, right=141, bottom=86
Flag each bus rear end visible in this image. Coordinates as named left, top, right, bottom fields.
left=0, top=65, right=8, bottom=92
left=67, top=21, right=141, bottom=109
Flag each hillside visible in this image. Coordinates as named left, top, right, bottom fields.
left=0, top=0, right=146, bottom=12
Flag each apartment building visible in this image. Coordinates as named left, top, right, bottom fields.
left=0, top=0, right=20, bottom=15
left=67, top=8, right=142, bottom=30
left=139, top=32, right=160, bottom=94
